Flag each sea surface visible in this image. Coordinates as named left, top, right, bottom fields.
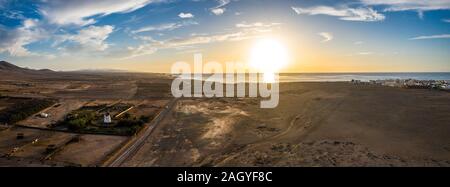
left=278, top=73, right=450, bottom=82
left=177, top=73, right=450, bottom=83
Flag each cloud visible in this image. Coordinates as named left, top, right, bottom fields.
left=0, top=19, right=48, bottom=57
left=357, top=52, right=374, bottom=55
left=1, top=10, right=26, bottom=20
left=362, top=0, right=450, bottom=19
left=211, top=0, right=230, bottom=15
left=235, top=22, right=282, bottom=28
left=55, top=25, right=114, bottom=52
left=123, top=15, right=145, bottom=24
left=443, top=19, right=450, bottom=23
left=361, top=0, right=450, bottom=12
left=234, top=22, right=282, bottom=34
left=121, top=45, right=158, bottom=60
left=346, top=51, right=376, bottom=56
left=360, top=0, right=450, bottom=18
left=318, top=32, right=333, bottom=42
left=291, top=1, right=449, bottom=20
left=292, top=6, right=385, bottom=22
left=409, top=34, right=450, bottom=40
left=354, top=41, right=364, bottom=45
left=126, top=32, right=250, bottom=58
left=124, top=24, right=275, bottom=59
left=158, top=32, right=251, bottom=48
left=39, top=0, right=158, bottom=26
left=178, top=12, right=194, bottom=19
left=211, top=8, right=225, bottom=15
left=164, top=23, right=277, bottom=47
left=132, top=21, right=197, bottom=34
left=151, top=23, right=279, bottom=50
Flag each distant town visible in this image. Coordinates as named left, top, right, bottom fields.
left=351, top=79, right=450, bottom=91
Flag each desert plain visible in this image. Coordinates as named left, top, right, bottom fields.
left=1, top=61, right=449, bottom=166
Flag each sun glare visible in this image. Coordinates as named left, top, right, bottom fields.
left=249, top=38, right=288, bottom=82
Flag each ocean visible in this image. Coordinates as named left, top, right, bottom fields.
left=278, top=73, right=450, bottom=82
left=177, top=73, right=450, bottom=83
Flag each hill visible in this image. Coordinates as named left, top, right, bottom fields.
left=0, top=61, right=56, bottom=79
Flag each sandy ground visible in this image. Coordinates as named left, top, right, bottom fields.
left=0, top=72, right=172, bottom=100
left=0, top=127, right=127, bottom=166
left=123, top=82, right=450, bottom=167
left=0, top=71, right=173, bottom=166
left=127, top=99, right=170, bottom=117
left=51, top=135, right=127, bottom=166
left=2, top=69, right=449, bottom=167
left=0, top=127, right=53, bottom=156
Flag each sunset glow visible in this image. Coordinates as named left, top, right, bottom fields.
left=249, top=38, right=288, bottom=82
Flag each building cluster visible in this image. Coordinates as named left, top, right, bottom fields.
left=351, top=79, right=450, bottom=91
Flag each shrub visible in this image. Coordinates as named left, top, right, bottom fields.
left=123, top=113, right=131, bottom=119
left=117, top=118, right=144, bottom=127
left=0, top=98, right=55, bottom=124
left=65, top=110, right=96, bottom=130
left=67, top=118, right=87, bottom=130
left=139, top=115, right=152, bottom=123
left=116, top=117, right=146, bottom=135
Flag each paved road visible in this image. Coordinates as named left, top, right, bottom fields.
left=103, top=98, right=179, bottom=167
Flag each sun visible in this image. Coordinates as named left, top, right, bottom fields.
left=249, top=38, right=289, bottom=82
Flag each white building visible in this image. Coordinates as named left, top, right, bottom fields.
left=103, top=113, right=112, bottom=124
left=39, top=113, right=49, bottom=118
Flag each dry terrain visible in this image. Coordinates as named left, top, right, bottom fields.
left=123, top=82, right=450, bottom=167
left=0, top=61, right=172, bottom=166
left=1, top=61, right=450, bottom=166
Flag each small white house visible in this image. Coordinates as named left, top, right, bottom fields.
left=39, top=113, right=49, bottom=118
left=103, top=113, right=112, bottom=124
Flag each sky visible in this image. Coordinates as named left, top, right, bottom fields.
left=0, top=0, right=449, bottom=73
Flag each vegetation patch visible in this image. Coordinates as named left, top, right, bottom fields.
left=58, top=104, right=154, bottom=136
left=0, top=97, right=56, bottom=124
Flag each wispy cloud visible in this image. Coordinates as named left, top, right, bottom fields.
left=443, top=19, right=450, bottom=23
left=235, top=22, right=282, bottom=28
left=1, top=10, right=26, bottom=20
left=39, top=0, right=157, bottom=26
left=409, top=34, right=450, bottom=40
left=346, top=51, right=375, bottom=57
left=160, top=32, right=258, bottom=48
left=318, top=32, right=333, bottom=42
left=354, top=41, right=364, bottom=45
left=357, top=52, right=374, bottom=55
left=132, top=21, right=198, bottom=34
left=292, top=6, right=385, bottom=22
left=178, top=12, right=194, bottom=19
left=211, top=0, right=231, bottom=15
left=121, top=45, right=158, bottom=60
left=361, top=0, right=450, bottom=12
left=123, top=15, right=145, bottom=24
left=124, top=25, right=276, bottom=59
left=0, top=19, right=48, bottom=57
left=360, top=0, right=450, bottom=18
left=54, top=25, right=115, bottom=52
